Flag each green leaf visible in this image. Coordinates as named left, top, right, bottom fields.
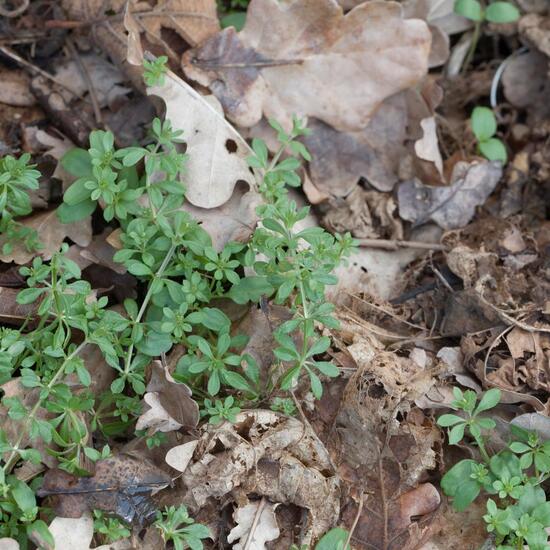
left=308, top=370, right=323, bottom=399
left=61, top=148, right=92, bottom=177
left=27, top=520, right=55, bottom=550
left=75, top=362, right=91, bottom=387
left=315, top=527, right=351, bottom=550
left=135, top=330, right=173, bottom=356
left=509, top=441, right=530, bottom=453
left=437, top=414, right=465, bottom=427
left=63, top=178, right=92, bottom=205
left=200, top=308, right=231, bottom=332
left=440, top=459, right=482, bottom=511
left=471, top=107, right=497, bottom=141
left=57, top=199, right=96, bottom=223
left=10, top=477, right=36, bottom=513
left=449, top=423, right=466, bottom=444
left=474, top=388, right=501, bottom=414
left=485, top=2, right=520, bottom=23
left=479, top=138, right=507, bottom=163
left=222, top=370, right=251, bottom=392
left=121, top=147, right=146, bottom=166
left=314, top=361, right=340, bottom=377
left=454, top=0, right=483, bottom=20
left=16, top=287, right=45, bottom=305
left=306, top=336, right=331, bottom=357
left=221, top=11, right=247, bottom=31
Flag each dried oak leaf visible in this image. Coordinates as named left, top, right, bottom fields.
left=37, top=454, right=171, bottom=524
left=398, top=160, right=503, bottom=230
left=136, top=360, right=199, bottom=434
left=0, top=209, right=92, bottom=265
left=182, top=410, right=339, bottom=545
left=183, top=0, right=431, bottom=132
left=147, top=69, right=257, bottom=209
left=227, top=501, right=280, bottom=550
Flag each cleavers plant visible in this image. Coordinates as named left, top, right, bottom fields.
left=439, top=387, right=550, bottom=549
left=0, top=62, right=353, bottom=546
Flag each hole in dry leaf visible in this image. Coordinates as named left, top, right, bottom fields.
left=367, top=382, right=386, bottom=398
left=225, top=139, right=238, bottom=153
left=160, top=27, right=192, bottom=55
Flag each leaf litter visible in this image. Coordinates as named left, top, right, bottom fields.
left=1, top=0, right=550, bottom=548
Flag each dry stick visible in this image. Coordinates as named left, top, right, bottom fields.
left=357, top=238, right=447, bottom=251
left=0, top=45, right=86, bottom=101
left=65, top=38, right=103, bottom=125
left=243, top=497, right=267, bottom=550
left=345, top=492, right=364, bottom=550
left=191, top=59, right=304, bottom=69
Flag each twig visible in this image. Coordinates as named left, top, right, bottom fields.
left=66, top=38, right=103, bottom=125
left=243, top=497, right=266, bottom=550
left=357, top=238, right=447, bottom=251
left=191, top=59, right=304, bottom=69
left=0, top=45, right=85, bottom=101
left=0, top=0, right=28, bottom=17
left=345, top=492, right=364, bottom=550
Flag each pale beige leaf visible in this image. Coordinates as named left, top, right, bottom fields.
left=165, top=440, right=198, bottom=472
left=48, top=515, right=93, bottom=550
left=0, top=209, right=92, bottom=265
left=148, top=70, right=256, bottom=208
left=124, top=3, right=144, bottom=66
left=183, top=0, right=431, bottom=132
left=227, top=502, right=280, bottom=550
left=414, top=117, right=444, bottom=180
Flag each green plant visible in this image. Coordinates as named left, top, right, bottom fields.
left=93, top=510, right=131, bottom=543
left=143, top=55, right=168, bottom=87
left=0, top=153, right=42, bottom=255
left=154, top=505, right=210, bottom=550
left=202, top=396, right=241, bottom=425
left=438, top=387, right=550, bottom=548
left=270, top=396, right=297, bottom=416
left=314, top=527, right=351, bottom=549
left=471, top=106, right=507, bottom=163
left=454, top=0, right=520, bottom=70
left=0, top=62, right=350, bottom=545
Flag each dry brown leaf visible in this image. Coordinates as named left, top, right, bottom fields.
left=227, top=501, right=281, bottom=550
left=0, top=209, right=92, bottom=265
left=147, top=69, right=257, bottom=208
left=303, top=93, right=409, bottom=195
left=398, top=161, right=503, bottom=230
left=136, top=361, right=199, bottom=433
left=414, top=117, right=444, bottom=180
left=48, top=515, right=93, bottom=550
left=165, top=440, right=198, bottom=472
left=38, top=454, right=171, bottom=524
left=0, top=69, right=35, bottom=107
left=183, top=0, right=431, bottom=132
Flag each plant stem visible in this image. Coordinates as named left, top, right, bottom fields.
left=463, top=20, right=481, bottom=73
left=123, top=244, right=177, bottom=377
left=476, top=435, right=491, bottom=464
left=2, top=341, right=88, bottom=474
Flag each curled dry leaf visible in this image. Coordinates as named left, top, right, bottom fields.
left=398, top=161, right=503, bottom=230
left=182, top=410, right=338, bottom=545
left=37, top=453, right=171, bottom=524
left=414, top=117, right=444, bottom=181
left=136, top=361, right=199, bottom=434
left=227, top=501, right=281, bottom=550
left=0, top=209, right=92, bottom=265
left=183, top=0, right=431, bottom=132
left=147, top=68, right=257, bottom=209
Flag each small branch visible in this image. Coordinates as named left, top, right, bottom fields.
left=345, top=492, right=364, bottom=549
left=191, top=59, right=304, bottom=69
left=357, top=238, right=447, bottom=251
left=66, top=38, right=103, bottom=125
left=243, top=497, right=266, bottom=550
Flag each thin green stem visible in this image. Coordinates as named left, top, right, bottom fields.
left=2, top=340, right=88, bottom=474
left=123, top=244, right=177, bottom=377
left=463, top=20, right=481, bottom=73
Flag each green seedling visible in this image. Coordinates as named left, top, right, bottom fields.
left=471, top=106, right=507, bottom=163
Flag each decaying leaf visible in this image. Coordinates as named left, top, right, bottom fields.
left=165, top=440, right=198, bottom=472
left=38, top=453, right=171, bottom=524
left=398, top=161, right=503, bottom=229
left=136, top=361, right=199, bottom=434
left=48, top=515, right=93, bottom=550
left=183, top=0, right=431, bottom=132
left=414, top=117, right=444, bottom=180
left=227, top=501, right=280, bottom=550
left=0, top=69, right=35, bottom=107
left=148, top=69, right=257, bottom=209
left=182, top=410, right=339, bottom=545
left=0, top=209, right=92, bottom=265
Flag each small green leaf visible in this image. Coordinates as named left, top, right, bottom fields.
left=437, top=414, right=464, bottom=427
left=57, top=199, right=97, bottom=223
left=315, top=527, right=351, bottom=550
left=485, top=2, right=520, bottom=23
left=454, top=0, right=483, bottom=20
left=441, top=459, right=482, bottom=511
left=449, top=423, right=466, bottom=444
left=16, top=287, right=45, bottom=305
left=509, top=441, right=530, bottom=453
left=479, top=138, right=507, bottom=163
left=221, top=11, right=247, bottom=31
left=27, top=520, right=54, bottom=550
left=471, top=107, right=497, bottom=141
left=61, top=148, right=93, bottom=177
left=10, top=478, right=36, bottom=513
left=474, top=388, right=501, bottom=414
left=63, top=178, right=92, bottom=205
